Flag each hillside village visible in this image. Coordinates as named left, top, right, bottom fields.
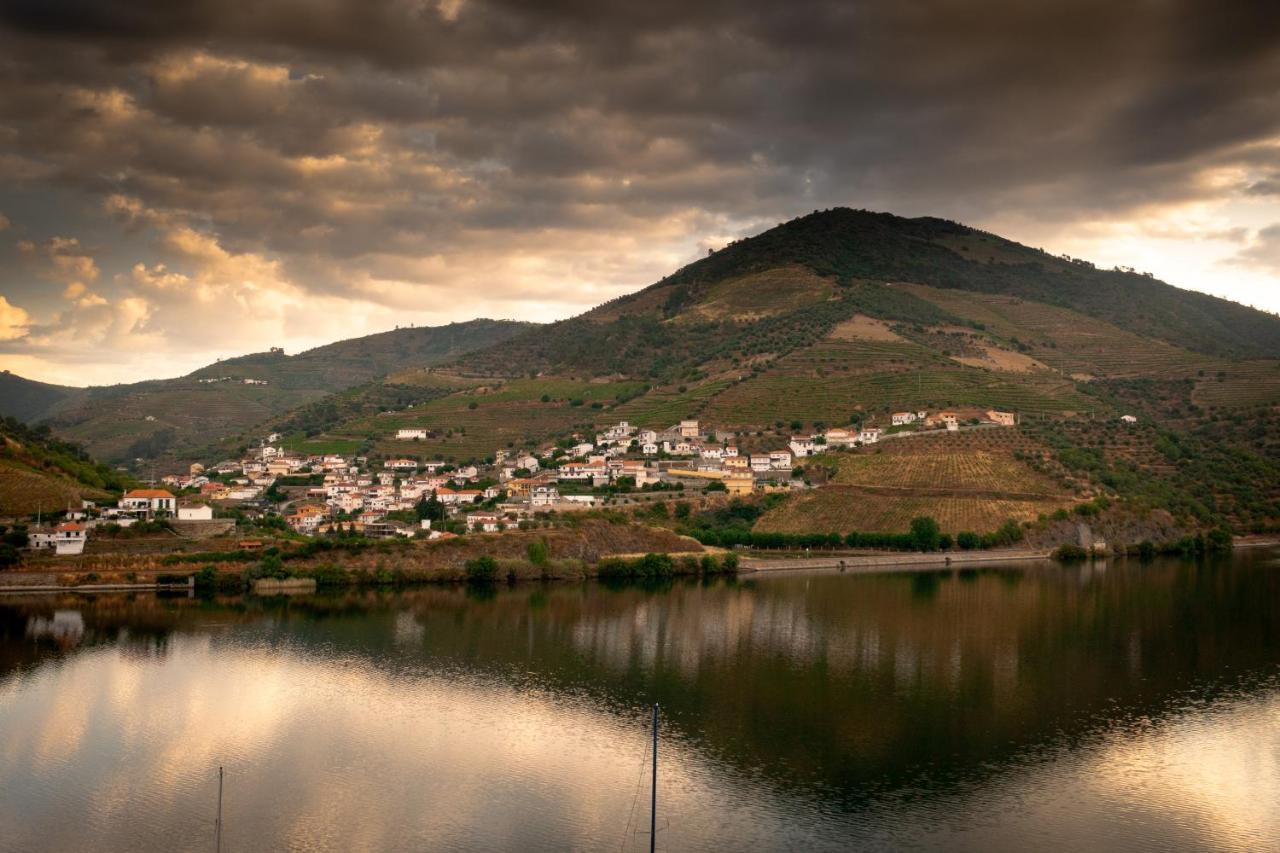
left=6, top=405, right=1035, bottom=555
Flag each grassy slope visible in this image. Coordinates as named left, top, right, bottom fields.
left=38, top=320, right=532, bottom=464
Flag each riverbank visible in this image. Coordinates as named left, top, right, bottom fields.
left=3, top=534, right=1273, bottom=594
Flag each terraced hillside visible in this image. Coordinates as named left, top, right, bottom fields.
left=315, top=378, right=649, bottom=463
left=757, top=430, right=1077, bottom=536
left=0, top=418, right=131, bottom=516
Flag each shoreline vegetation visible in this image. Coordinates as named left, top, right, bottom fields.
left=0, top=529, right=1265, bottom=596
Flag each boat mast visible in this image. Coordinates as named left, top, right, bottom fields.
left=650, top=703, right=658, bottom=853
left=215, top=766, right=223, bottom=853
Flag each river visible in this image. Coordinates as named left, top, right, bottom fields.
left=2, top=550, right=1279, bottom=852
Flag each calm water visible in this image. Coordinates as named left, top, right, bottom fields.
left=2, top=552, right=1280, bottom=852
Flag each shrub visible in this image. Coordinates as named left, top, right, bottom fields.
left=527, top=539, right=550, bottom=566
left=956, top=531, right=980, bottom=550
left=1206, top=528, right=1233, bottom=553
left=1052, top=544, right=1089, bottom=561
left=465, top=556, right=499, bottom=583
left=193, top=566, right=217, bottom=590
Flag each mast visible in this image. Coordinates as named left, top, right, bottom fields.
left=650, top=703, right=658, bottom=853
left=215, top=766, right=223, bottom=853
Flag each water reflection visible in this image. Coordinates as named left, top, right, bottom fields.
left=0, top=552, right=1278, bottom=851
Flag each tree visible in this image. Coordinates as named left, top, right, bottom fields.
left=415, top=496, right=445, bottom=522
left=527, top=539, right=549, bottom=566
left=909, top=516, right=941, bottom=551
left=1, top=524, right=27, bottom=549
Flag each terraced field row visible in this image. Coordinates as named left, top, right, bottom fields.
left=771, top=338, right=945, bottom=375
left=612, top=380, right=734, bottom=428
left=1192, top=361, right=1280, bottom=408
left=342, top=379, right=641, bottom=435
left=830, top=450, right=1065, bottom=495
left=363, top=402, right=604, bottom=462
left=702, top=367, right=1097, bottom=426
left=899, top=284, right=1222, bottom=379
left=755, top=487, right=1065, bottom=535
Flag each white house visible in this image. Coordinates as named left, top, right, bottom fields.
left=177, top=504, right=214, bottom=521
left=823, top=429, right=854, bottom=446
left=396, top=428, right=429, bottom=440
left=531, top=484, right=560, bottom=507
left=603, top=421, right=635, bottom=440
left=859, top=428, right=883, bottom=445
left=121, top=489, right=177, bottom=518
left=466, top=512, right=502, bottom=533
left=749, top=454, right=771, bottom=472
left=29, top=523, right=88, bottom=555
left=387, top=458, right=419, bottom=471
left=769, top=450, right=794, bottom=470
left=53, top=522, right=87, bottom=555
left=677, top=419, right=700, bottom=438
left=641, top=442, right=659, bottom=456
left=788, top=437, right=817, bottom=457
left=891, top=412, right=917, bottom=426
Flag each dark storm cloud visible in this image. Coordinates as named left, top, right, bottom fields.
left=1, top=0, right=1279, bottom=383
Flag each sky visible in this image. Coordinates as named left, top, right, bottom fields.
left=1, top=0, right=1279, bottom=387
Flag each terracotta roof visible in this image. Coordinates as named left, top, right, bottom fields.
left=125, top=488, right=176, bottom=499
left=55, top=522, right=85, bottom=532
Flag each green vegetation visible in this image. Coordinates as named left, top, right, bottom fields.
left=465, top=556, right=500, bottom=584
left=595, top=551, right=738, bottom=580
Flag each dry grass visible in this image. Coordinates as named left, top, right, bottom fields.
left=950, top=341, right=1050, bottom=373
left=677, top=265, right=836, bottom=323
left=828, top=315, right=904, bottom=342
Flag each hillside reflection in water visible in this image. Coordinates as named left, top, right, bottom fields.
left=2, top=552, right=1279, bottom=851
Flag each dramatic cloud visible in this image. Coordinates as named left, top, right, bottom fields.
left=0, top=0, right=1279, bottom=383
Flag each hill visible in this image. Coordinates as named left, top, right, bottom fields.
left=11, top=319, right=531, bottom=466
left=0, top=417, right=133, bottom=517
left=0, top=370, right=78, bottom=423
left=270, top=209, right=1278, bottom=534
left=455, top=209, right=1280, bottom=380
left=287, top=209, right=1277, bottom=461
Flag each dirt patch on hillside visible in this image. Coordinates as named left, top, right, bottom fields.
left=950, top=342, right=1049, bottom=373
left=680, top=265, right=834, bottom=323
left=828, top=315, right=904, bottom=342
